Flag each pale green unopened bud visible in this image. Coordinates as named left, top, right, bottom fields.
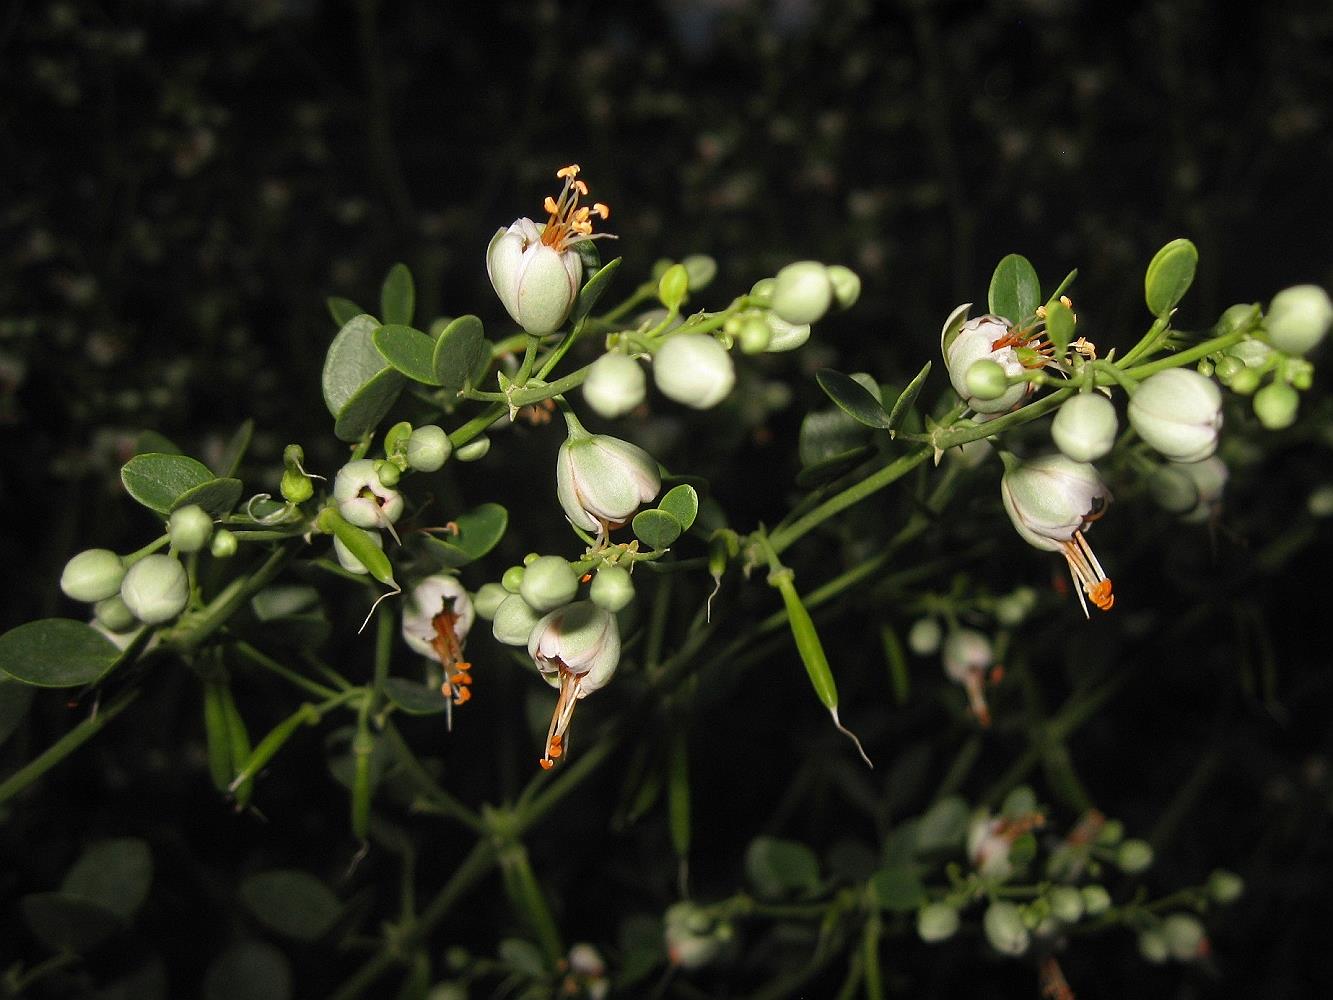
left=1215, top=302, right=1258, bottom=336
left=210, top=529, right=238, bottom=558
left=1148, top=464, right=1198, bottom=515
left=1206, top=869, right=1244, bottom=905
left=737, top=315, right=773, bottom=354
left=1116, top=839, right=1153, bottom=874
left=1265, top=284, right=1332, bottom=356
left=907, top=617, right=942, bottom=655
left=333, top=525, right=382, bottom=575
left=519, top=555, right=579, bottom=612
left=1225, top=338, right=1272, bottom=370
left=407, top=425, right=452, bottom=472
left=983, top=901, right=1030, bottom=956
left=1052, top=393, right=1118, bottom=463
left=374, top=460, right=401, bottom=487
left=334, top=459, right=404, bottom=529
left=168, top=504, right=213, bottom=553
left=1128, top=369, right=1223, bottom=463
left=683, top=254, right=717, bottom=291
left=582, top=353, right=646, bottom=418
left=749, top=277, right=775, bottom=307
left=61, top=549, right=126, bottom=603
left=1214, top=355, right=1244, bottom=384
left=1289, top=358, right=1314, bottom=390
left=120, top=554, right=189, bottom=624
left=1175, top=457, right=1228, bottom=524
left=916, top=902, right=960, bottom=943
left=1081, top=884, right=1111, bottom=915
left=492, top=594, right=541, bottom=646
left=764, top=313, right=811, bottom=352
left=473, top=582, right=509, bottom=620
left=994, top=586, right=1038, bottom=627
left=384, top=421, right=413, bottom=457
left=589, top=565, right=634, bottom=612
left=557, top=420, right=661, bottom=535
left=658, top=264, right=689, bottom=311
left=1230, top=366, right=1261, bottom=395
left=825, top=265, right=861, bottom=310
left=1048, top=886, right=1084, bottom=924
left=1138, top=927, right=1170, bottom=964
left=94, top=595, right=137, bottom=633
left=1162, top=913, right=1206, bottom=961
left=1253, top=381, right=1299, bottom=430
left=486, top=218, right=582, bottom=335
left=664, top=902, right=731, bottom=970
left=946, top=315, right=1031, bottom=414
left=502, top=566, right=525, bottom=593
left=772, top=261, right=833, bottom=325
left=1097, top=818, right=1125, bottom=845
left=965, top=359, right=1011, bottom=401
left=653, top=334, right=735, bottom=409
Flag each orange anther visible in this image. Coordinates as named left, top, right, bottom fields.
left=557, top=164, right=581, bottom=178
left=580, top=573, right=592, bottom=583
left=454, top=687, right=471, bottom=704
left=1090, top=579, right=1114, bottom=610
left=574, top=180, right=588, bottom=196
left=539, top=757, right=555, bottom=770
left=593, top=202, right=609, bottom=218
left=544, top=196, right=559, bottom=214
left=988, top=664, right=1006, bottom=685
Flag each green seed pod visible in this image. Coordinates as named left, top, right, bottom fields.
left=332, top=524, right=383, bottom=577
left=473, top=582, right=509, bottom=620
left=764, top=313, right=811, bottom=352
left=1163, top=913, right=1206, bottom=961
left=657, top=263, right=690, bottom=311
left=1128, top=369, right=1223, bottom=463
left=120, top=554, right=189, bottom=624
left=1048, top=886, right=1084, bottom=924
left=1265, top=284, right=1333, bottom=356
left=1228, top=366, right=1260, bottom=395
left=455, top=436, right=491, bottom=462
left=1253, top=380, right=1299, bottom=430
left=94, top=594, right=137, bottom=633
left=965, top=359, right=1012, bottom=402
left=210, top=529, right=238, bottom=559
left=406, top=425, right=452, bottom=472
left=1206, top=869, right=1244, bottom=905
left=60, top=548, right=126, bottom=603
left=772, top=261, right=834, bottom=326
left=737, top=314, right=773, bottom=354
left=1289, top=358, right=1314, bottom=390
left=825, top=265, right=861, bottom=311
left=492, top=593, right=541, bottom=646
left=519, top=555, right=579, bottom=612
left=280, top=468, right=315, bottom=504
left=653, top=334, right=735, bottom=410
left=582, top=353, right=646, bottom=419
left=983, top=901, right=1030, bottom=956
left=1052, top=393, right=1119, bottom=463
left=683, top=254, right=717, bottom=291
left=1116, top=839, right=1154, bottom=874
left=1138, top=927, right=1170, bottom=965
left=907, top=617, right=942, bottom=656
left=916, top=902, right=960, bottom=943
left=1081, top=884, right=1112, bottom=915
left=501, top=565, right=526, bottom=593
left=589, top=565, right=634, bottom=612
left=168, top=504, right=214, bottom=553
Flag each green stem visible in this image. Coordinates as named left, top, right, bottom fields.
left=0, top=689, right=140, bottom=805
left=168, top=545, right=292, bottom=653
left=379, top=721, right=482, bottom=832
left=1125, top=329, right=1246, bottom=379
left=231, top=640, right=339, bottom=699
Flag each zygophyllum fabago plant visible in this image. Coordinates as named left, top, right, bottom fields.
left=1, top=168, right=1327, bottom=998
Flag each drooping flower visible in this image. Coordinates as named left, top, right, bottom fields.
left=1001, top=453, right=1115, bottom=615
left=527, top=601, right=620, bottom=769
left=556, top=411, right=661, bottom=542
left=401, top=574, right=475, bottom=706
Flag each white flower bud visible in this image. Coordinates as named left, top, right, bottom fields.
left=61, top=548, right=126, bottom=603
left=825, top=265, right=861, bottom=310
left=916, top=902, right=960, bottom=943
left=582, top=353, right=646, bottom=418
left=664, top=902, right=730, bottom=969
left=946, top=315, right=1033, bottom=414
left=473, top=582, right=509, bottom=620
left=1128, top=369, right=1223, bottom=463
left=1265, top=284, right=1332, bottom=356
left=589, top=565, right=634, bottom=612
left=1163, top=913, right=1206, bottom=961
left=556, top=418, right=661, bottom=539
left=771, top=261, right=834, bottom=325
left=1116, top=839, right=1153, bottom=873
left=406, top=425, right=452, bottom=472
left=492, top=594, right=541, bottom=646
left=168, top=504, right=214, bottom=553
left=94, top=595, right=137, bottom=633
left=1048, top=886, right=1084, bottom=924
left=528, top=601, right=621, bottom=768
left=119, top=554, right=189, bottom=624
left=519, top=555, right=579, bottom=612
left=1051, top=393, right=1118, bottom=463
left=907, top=617, right=942, bottom=655
left=1138, top=928, right=1170, bottom=964
left=764, top=313, right=811, bottom=352
left=983, top=901, right=1030, bottom=956
left=401, top=574, right=474, bottom=660
left=334, top=459, right=404, bottom=530
left=653, top=334, right=735, bottom=409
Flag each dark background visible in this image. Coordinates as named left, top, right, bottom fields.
left=2, top=1, right=1332, bottom=997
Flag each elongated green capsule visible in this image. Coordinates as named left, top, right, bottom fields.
left=221, top=684, right=253, bottom=808
left=230, top=703, right=320, bottom=792
left=350, top=722, right=374, bottom=840
left=203, top=677, right=234, bottom=792
left=317, top=507, right=396, bottom=588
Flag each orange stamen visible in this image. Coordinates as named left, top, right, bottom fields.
left=538, top=166, right=613, bottom=252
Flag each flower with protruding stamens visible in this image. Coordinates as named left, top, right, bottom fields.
left=333, top=459, right=404, bottom=532
left=1000, top=453, right=1115, bottom=615
left=527, top=601, right=620, bottom=769
left=486, top=164, right=613, bottom=335
left=401, top=574, right=475, bottom=706
left=945, top=314, right=1035, bottom=414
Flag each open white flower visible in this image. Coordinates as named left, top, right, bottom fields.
left=401, top=574, right=475, bottom=706
left=527, top=601, right=620, bottom=769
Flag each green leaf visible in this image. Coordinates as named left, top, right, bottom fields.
left=798, top=407, right=867, bottom=468
left=383, top=677, right=450, bottom=716
left=239, top=869, right=343, bottom=942
left=322, top=313, right=387, bottom=416
left=0, top=676, right=35, bottom=747
left=0, top=619, right=122, bottom=688
left=869, top=866, right=928, bottom=912
left=333, top=367, right=407, bottom=442
left=988, top=254, right=1041, bottom=324
left=415, top=503, right=509, bottom=569
left=794, top=445, right=875, bottom=488
left=174, top=477, right=244, bottom=518
left=373, top=324, right=441, bottom=385
left=134, top=430, right=182, bottom=456
left=815, top=369, right=891, bottom=429
left=914, top=796, right=970, bottom=854
left=432, top=315, right=487, bottom=397
left=658, top=484, right=699, bottom=531
left=744, top=836, right=821, bottom=898
left=1044, top=299, right=1076, bottom=360
left=326, top=296, right=365, bottom=327
left=885, top=361, right=933, bottom=437
left=632, top=509, right=682, bottom=550
left=214, top=419, right=254, bottom=478
left=1144, top=237, right=1198, bottom=317
left=571, top=257, right=622, bottom=326
left=20, top=892, right=124, bottom=952
left=120, top=453, right=212, bottom=514
left=380, top=262, right=415, bottom=326
left=203, top=941, right=292, bottom=1000
left=62, top=838, right=153, bottom=921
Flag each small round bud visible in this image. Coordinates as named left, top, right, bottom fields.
left=1116, top=839, right=1154, bottom=874
left=374, top=460, right=401, bottom=487
left=1253, top=381, right=1299, bottom=430
left=1215, top=302, right=1257, bottom=336
left=522, top=552, right=540, bottom=566
left=583, top=353, right=646, bottom=419
left=1162, top=913, right=1206, bottom=961
left=1097, top=818, right=1125, bottom=845
left=332, top=526, right=382, bottom=575
left=965, top=359, right=1011, bottom=402
left=682, top=254, right=717, bottom=291
left=1048, top=886, right=1084, bottom=924
left=908, top=617, right=942, bottom=655
left=653, top=334, right=735, bottom=410
left=983, top=901, right=1030, bottom=956
left=473, top=582, right=509, bottom=620
left=1213, top=355, right=1244, bottom=384
left=406, top=425, right=452, bottom=472
left=94, top=595, right=137, bottom=633
left=1265, top=284, right=1332, bottom=356
left=168, top=504, right=214, bottom=553
left=492, top=594, right=541, bottom=646
left=455, top=436, right=491, bottom=462
left=942, top=628, right=993, bottom=683
left=590, top=565, right=634, bottom=612
left=1138, top=927, right=1170, bottom=965
left=1052, top=393, right=1118, bottom=463
left=916, top=902, right=960, bottom=943
left=1289, top=358, right=1314, bottom=390
left=1229, top=366, right=1260, bottom=395
left=825, top=265, right=861, bottom=310
left=1196, top=359, right=1215, bottom=378
left=1148, top=464, right=1198, bottom=515
left=994, top=586, right=1037, bottom=627
left=737, top=315, right=773, bottom=354
left=501, top=565, right=526, bottom=593
left=61, top=549, right=126, bottom=603
left=210, top=529, right=238, bottom=559
left=519, top=555, right=579, bottom=613
left=748, top=277, right=775, bottom=307
left=119, top=554, right=189, bottom=625
left=772, top=261, right=834, bottom=325
left=657, top=263, right=689, bottom=311
left=1128, top=369, right=1223, bottom=463
left=1225, top=338, right=1272, bottom=370
left=280, top=468, right=315, bottom=504
left=1206, top=869, right=1244, bottom=905
left=764, top=313, right=811, bottom=352
left=1080, top=884, right=1112, bottom=915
